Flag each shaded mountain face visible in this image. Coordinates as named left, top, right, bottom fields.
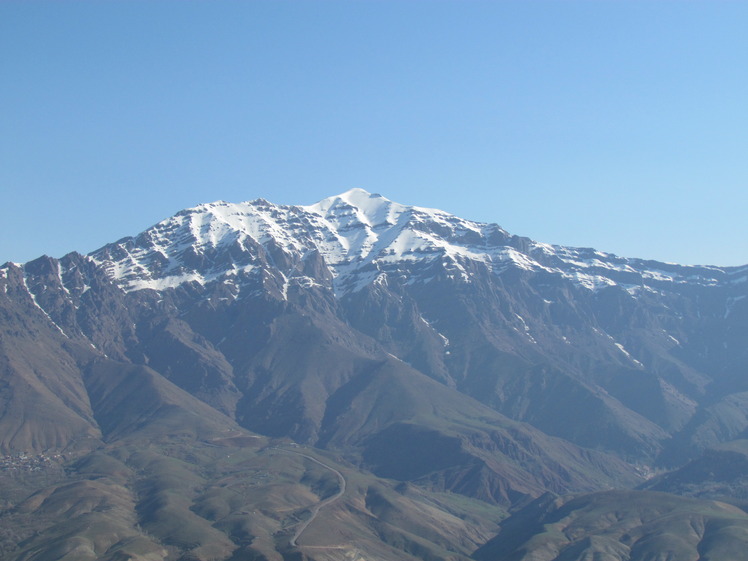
left=1, top=188, right=746, bottom=561
left=474, top=490, right=748, bottom=561
left=28, top=188, right=746, bottom=462
left=641, top=439, right=748, bottom=511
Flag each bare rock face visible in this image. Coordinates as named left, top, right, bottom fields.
left=0, top=189, right=746, bottom=560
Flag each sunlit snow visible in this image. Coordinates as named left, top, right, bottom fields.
left=85, top=189, right=744, bottom=298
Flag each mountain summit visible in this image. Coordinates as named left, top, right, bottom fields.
left=1, top=190, right=747, bottom=561
left=90, top=188, right=743, bottom=295
left=90, top=188, right=510, bottom=293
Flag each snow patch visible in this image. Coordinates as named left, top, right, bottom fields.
left=89, top=188, right=744, bottom=299
left=614, top=342, right=643, bottom=367
left=21, top=274, right=69, bottom=338
left=420, top=315, right=450, bottom=347
left=515, top=313, right=537, bottom=344
left=57, top=262, right=71, bottom=296
left=725, top=295, right=746, bottom=318
left=564, top=272, right=616, bottom=291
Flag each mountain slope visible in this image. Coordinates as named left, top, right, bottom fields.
left=1, top=188, right=747, bottom=560
left=82, top=189, right=748, bottom=462
left=474, top=490, right=748, bottom=561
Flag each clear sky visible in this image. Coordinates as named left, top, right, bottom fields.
left=1, top=1, right=746, bottom=266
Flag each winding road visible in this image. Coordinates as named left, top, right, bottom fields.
left=270, top=448, right=347, bottom=548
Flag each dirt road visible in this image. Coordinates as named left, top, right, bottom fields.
left=270, top=448, right=347, bottom=548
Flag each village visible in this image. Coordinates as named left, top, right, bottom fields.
left=0, top=452, right=62, bottom=474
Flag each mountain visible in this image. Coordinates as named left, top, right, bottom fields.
left=474, top=490, right=748, bottom=561
left=1, top=188, right=747, bottom=560
left=641, top=439, right=748, bottom=511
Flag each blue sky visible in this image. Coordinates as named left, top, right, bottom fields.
left=1, top=1, right=746, bottom=266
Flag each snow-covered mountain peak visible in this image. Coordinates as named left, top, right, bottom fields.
left=299, top=190, right=517, bottom=285
left=305, top=188, right=407, bottom=229
left=311, top=187, right=384, bottom=210
left=304, top=188, right=460, bottom=230
left=88, top=189, right=514, bottom=293
left=84, top=190, right=743, bottom=297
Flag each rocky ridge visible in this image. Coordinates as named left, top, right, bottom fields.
left=1, top=189, right=747, bottom=561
